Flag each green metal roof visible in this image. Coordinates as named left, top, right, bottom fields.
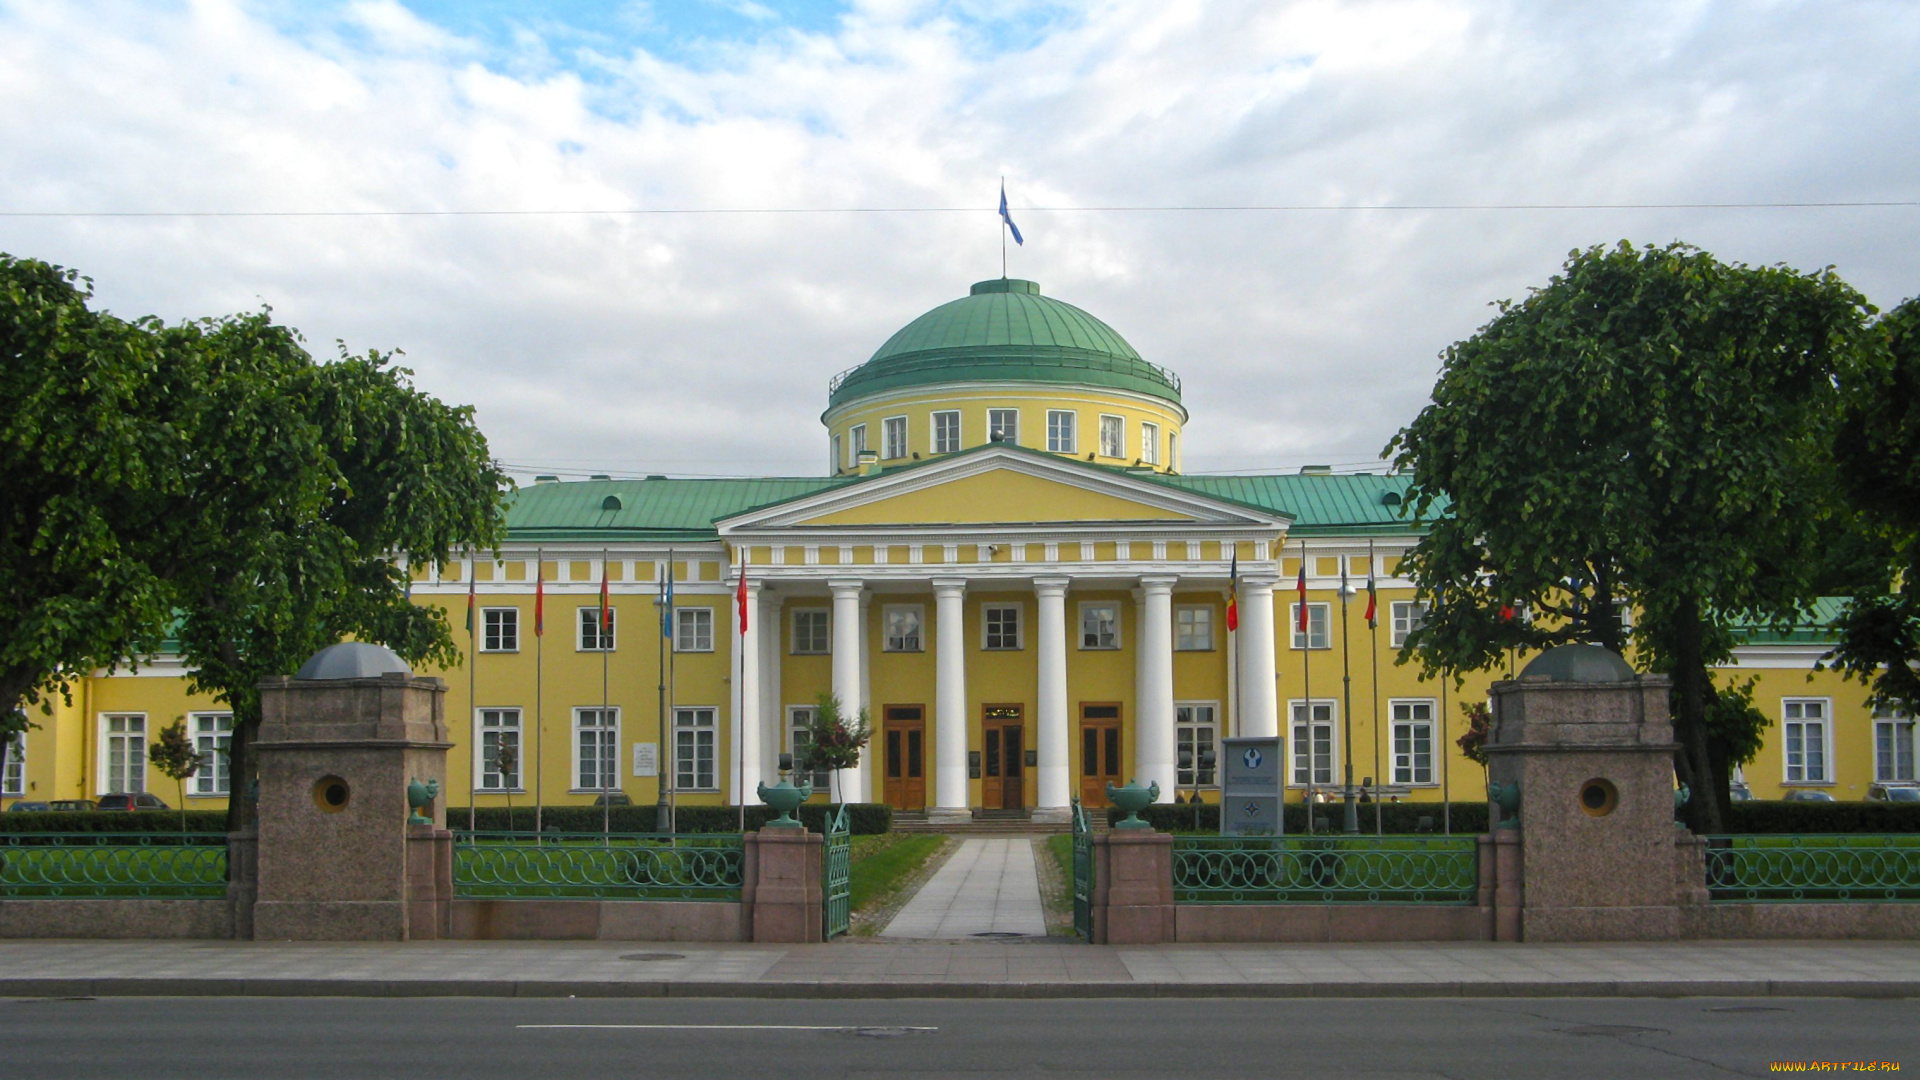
left=506, top=477, right=853, bottom=541
left=1730, top=597, right=1850, bottom=645
left=1153, top=472, right=1435, bottom=533
left=826, top=279, right=1183, bottom=411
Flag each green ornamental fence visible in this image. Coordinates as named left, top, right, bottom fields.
left=0, top=833, right=228, bottom=899
left=823, top=804, right=851, bottom=939
left=1704, top=835, right=1920, bottom=902
left=452, top=832, right=744, bottom=901
left=1071, top=799, right=1094, bottom=940
left=1172, top=835, right=1478, bottom=904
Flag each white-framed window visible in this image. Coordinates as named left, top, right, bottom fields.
left=674, top=706, right=718, bottom=791
left=787, top=704, right=832, bottom=790
left=675, top=607, right=714, bottom=652
left=831, top=434, right=842, bottom=473
left=983, top=603, right=1023, bottom=650
left=1176, top=703, right=1219, bottom=787
left=189, top=713, right=234, bottom=796
left=1175, top=605, right=1213, bottom=651
left=482, top=607, right=519, bottom=652
left=574, top=707, right=619, bottom=791
left=1168, top=431, right=1179, bottom=471
left=791, top=609, right=830, bottom=655
left=1390, top=700, right=1436, bottom=786
left=883, top=415, right=908, bottom=460
left=1390, top=601, right=1428, bottom=647
left=2, top=729, right=24, bottom=796
left=1874, top=703, right=1915, bottom=783
left=103, top=713, right=146, bottom=794
left=1783, top=699, right=1831, bottom=784
left=1047, top=409, right=1076, bottom=453
left=988, top=408, right=1018, bottom=445
left=931, top=410, right=961, bottom=454
left=1614, top=599, right=1635, bottom=632
left=884, top=605, right=924, bottom=652
left=1290, top=603, right=1331, bottom=649
left=848, top=423, right=867, bottom=466
left=578, top=605, right=616, bottom=651
left=1099, top=414, right=1124, bottom=458
left=476, top=708, right=522, bottom=791
left=1079, top=602, right=1120, bottom=649
left=1141, top=421, right=1159, bottom=465
left=1289, top=700, right=1336, bottom=787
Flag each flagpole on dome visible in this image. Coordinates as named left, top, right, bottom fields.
left=999, top=178, right=1023, bottom=278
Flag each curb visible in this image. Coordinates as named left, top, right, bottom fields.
left=5, top=977, right=1917, bottom=999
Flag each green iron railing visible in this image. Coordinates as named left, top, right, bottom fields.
left=453, top=832, right=744, bottom=901
left=0, top=833, right=228, bottom=898
left=823, top=804, right=851, bottom=939
left=1705, top=835, right=1920, bottom=902
left=1071, top=799, right=1094, bottom=940
left=1172, top=835, right=1478, bottom=904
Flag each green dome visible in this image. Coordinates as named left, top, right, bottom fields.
left=827, top=279, right=1182, bottom=410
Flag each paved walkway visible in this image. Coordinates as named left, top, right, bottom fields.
left=2, top=940, right=1918, bottom=998
left=880, top=838, right=1047, bottom=939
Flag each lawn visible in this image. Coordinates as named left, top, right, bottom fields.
left=847, top=833, right=946, bottom=933
left=1170, top=835, right=1479, bottom=904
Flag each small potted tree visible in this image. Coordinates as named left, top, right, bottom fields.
left=800, top=693, right=871, bottom=806
left=494, top=744, right=519, bottom=832
left=148, top=718, right=201, bottom=833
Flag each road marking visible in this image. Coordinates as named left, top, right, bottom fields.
left=516, top=1024, right=938, bottom=1032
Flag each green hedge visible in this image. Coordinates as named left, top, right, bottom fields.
left=446, top=803, right=892, bottom=836
left=1108, top=802, right=1490, bottom=835
left=0, top=811, right=228, bottom=834
left=1726, top=801, right=1920, bottom=834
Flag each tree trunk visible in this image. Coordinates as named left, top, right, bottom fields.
left=222, top=717, right=258, bottom=833
left=1671, top=597, right=1727, bottom=833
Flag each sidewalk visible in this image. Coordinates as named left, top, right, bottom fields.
left=3, top=938, right=1918, bottom=999
left=879, top=838, right=1047, bottom=939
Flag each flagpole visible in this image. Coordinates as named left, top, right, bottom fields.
left=1300, top=541, right=1315, bottom=830
left=1000, top=175, right=1007, bottom=278
left=1441, top=669, right=1452, bottom=836
left=602, top=547, right=612, bottom=839
left=467, top=551, right=477, bottom=831
left=534, top=548, right=544, bottom=836
left=1368, top=539, right=1382, bottom=836
left=1339, top=555, right=1357, bottom=834
left=667, top=550, right=678, bottom=839
left=736, top=549, right=745, bottom=833
left=656, top=553, right=670, bottom=830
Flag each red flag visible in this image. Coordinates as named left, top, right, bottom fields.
left=1364, top=565, right=1377, bottom=627
left=736, top=554, right=749, bottom=634
left=534, top=559, right=545, bottom=637
left=599, top=559, right=611, bottom=632
left=1296, top=551, right=1309, bottom=632
left=465, top=561, right=476, bottom=636
left=1225, top=548, right=1239, bottom=632
left=1499, top=602, right=1515, bottom=622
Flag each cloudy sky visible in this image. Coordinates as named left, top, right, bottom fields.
left=4, top=0, right=1916, bottom=481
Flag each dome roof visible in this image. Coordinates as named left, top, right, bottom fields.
left=827, top=279, right=1182, bottom=410
left=1518, top=644, right=1637, bottom=683
left=295, top=642, right=412, bottom=680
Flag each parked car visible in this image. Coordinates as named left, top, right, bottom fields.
left=96, top=792, right=169, bottom=811
left=1729, top=782, right=1754, bottom=802
left=48, top=799, right=96, bottom=811
left=591, top=792, right=633, bottom=807
left=1866, top=784, right=1920, bottom=803
left=1782, top=788, right=1836, bottom=802
left=5, top=801, right=50, bottom=812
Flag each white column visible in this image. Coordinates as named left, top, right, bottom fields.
left=1034, top=575, right=1071, bottom=817
left=759, top=591, right=783, bottom=781
left=734, top=579, right=761, bottom=805
left=829, top=578, right=865, bottom=803
left=1136, top=575, right=1177, bottom=802
left=1238, top=575, right=1280, bottom=737
left=932, top=577, right=969, bottom=819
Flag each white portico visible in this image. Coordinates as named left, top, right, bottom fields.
left=715, top=443, right=1289, bottom=817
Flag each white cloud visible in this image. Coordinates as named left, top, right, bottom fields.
left=1, top=0, right=1915, bottom=480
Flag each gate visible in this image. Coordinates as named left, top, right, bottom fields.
left=1071, top=798, right=1093, bottom=941
left=823, top=803, right=851, bottom=939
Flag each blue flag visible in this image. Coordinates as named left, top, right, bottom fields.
left=659, top=554, right=675, bottom=636
left=999, top=182, right=1023, bottom=246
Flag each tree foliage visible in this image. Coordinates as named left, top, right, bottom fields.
left=1386, top=241, right=1876, bottom=832
left=148, top=718, right=201, bottom=831
left=1827, top=297, right=1920, bottom=710
left=802, top=693, right=872, bottom=802
left=0, top=253, right=510, bottom=828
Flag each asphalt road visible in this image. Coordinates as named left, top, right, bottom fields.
left=1, top=995, right=1912, bottom=1078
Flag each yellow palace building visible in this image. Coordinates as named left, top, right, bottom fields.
left=2, top=278, right=1907, bottom=818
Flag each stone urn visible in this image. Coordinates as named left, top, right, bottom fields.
left=406, top=776, right=439, bottom=825
left=1106, top=779, right=1160, bottom=830
left=1489, top=779, right=1521, bottom=830
left=757, top=778, right=814, bottom=827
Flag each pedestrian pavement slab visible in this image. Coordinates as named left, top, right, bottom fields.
left=879, top=838, right=1047, bottom=940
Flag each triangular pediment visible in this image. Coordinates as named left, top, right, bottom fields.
left=715, top=445, right=1290, bottom=533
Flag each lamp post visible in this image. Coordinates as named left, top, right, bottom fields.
left=1340, top=562, right=1359, bottom=835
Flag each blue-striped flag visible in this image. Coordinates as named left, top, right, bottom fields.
left=999, top=182, right=1023, bottom=246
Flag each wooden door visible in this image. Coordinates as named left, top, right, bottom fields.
left=1079, top=703, right=1123, bottom=808
left=882, top=705, right=926, bottom=811
left=982, top=705, right=1025, bottom=810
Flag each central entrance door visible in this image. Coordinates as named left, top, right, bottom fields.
left=1079, top=703, right=1123, bottom=808
left=882, top=705, right=926, bottom=811
left=982, top=705, right=1025, bottom=810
